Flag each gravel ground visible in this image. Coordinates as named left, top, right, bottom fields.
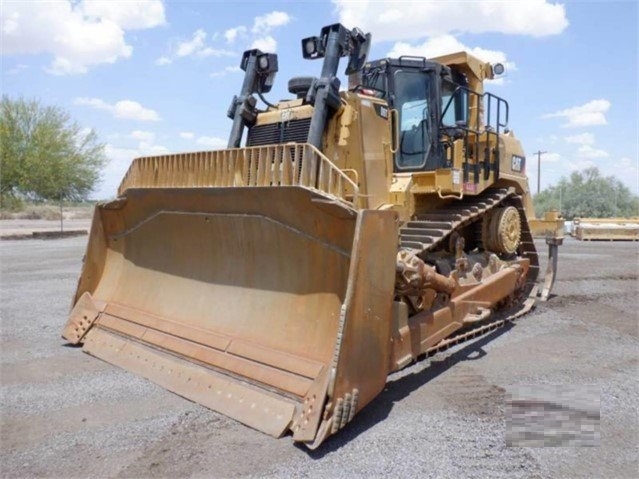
left=1, top=236, right=637, bottom=478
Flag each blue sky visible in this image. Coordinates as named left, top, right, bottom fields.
left=2, top=0, right=637, bottom=199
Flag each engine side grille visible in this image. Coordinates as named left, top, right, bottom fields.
left=247, top=118, right=311, bottom=147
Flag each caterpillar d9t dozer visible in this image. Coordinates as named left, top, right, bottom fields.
left=62, top=24, right=563, bottom=448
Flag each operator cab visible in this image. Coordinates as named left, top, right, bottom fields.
left=359, top=57, right=470, bottom=173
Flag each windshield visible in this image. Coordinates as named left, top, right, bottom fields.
left=394, top=70, right=431, bottom=170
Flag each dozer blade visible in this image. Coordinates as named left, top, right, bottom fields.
left=63, top=186, right=398, bottom=447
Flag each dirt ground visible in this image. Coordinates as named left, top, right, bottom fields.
left=1, top=236, right=637, bottom=478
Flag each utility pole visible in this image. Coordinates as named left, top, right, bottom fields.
left=534, top=150, right=547, bottom=194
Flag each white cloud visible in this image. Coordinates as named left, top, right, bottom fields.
left=196, top=136, right=227, bottom=149
left=79, top=127, right=93, bottom=137
left=80, top=0, right=165, bottom=30
left=576, top=144, right=609, bottom=159
left=156, top=28, right=234, bottom=65
left=387, top=34, right=516, bottom=82
left=224, top=26, right=247, bottom=43
left=618, top=157, right=639, bottom=194
left=199, top=47, right=235, bottom=57
left=75, top=97, right=160, bottom=121
left=74, top=97, right=111, bottom=110
left=7, top=64, right=28, bottom=75
left=210, top=65, right=242, bottom=78
left=111, top=101, right=161, bottom=121
left=567, top=158, right=597, bottom=172
left=619, top=157, right=638, bottom=170
left=214, top=11, right=291, bottom=53
left=104, top=144, right=139, bottom=164
left=252, top=11, right=291, bottom=34
left=333, top=0, right=568, bottom=41
left=561, top=132, right=608, bottom=160
left=106, top=142, right=168, bottom=163
left=1, top=1, right=164, bottom=75
left=155, top=12, right=289, bottom=65
left=539, top=152, right=562, bottom=163
left=97, top=138, right=170, bottom=199
left=251, top=36, right=277, bottom=53
left=564, top=133, right=595, bottom=145
left=179, top=132, right=195, bottom=139
left=129, top=130, right=155, bottom=142
left=139, top=143, right=169, bottom=156
left=176, top=29, right=207, bottom=57
left=74, top=127, right=94, bottom=148
left=542, top=99, right=611, bottom=128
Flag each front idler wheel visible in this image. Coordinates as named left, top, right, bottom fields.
left=483, top=206, right=521, bottom=255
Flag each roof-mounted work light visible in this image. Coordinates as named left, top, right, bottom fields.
left=302, top=36, right=324, bottom=59
left=300, top=24, right=371, bottom=77
left=492, top=63, right=505, bottom=75
left=257, top=53, right=278, bottom=73
left=238, top=49, right=279, bottom=94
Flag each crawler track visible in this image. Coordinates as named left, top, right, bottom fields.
left=398, top=187, right=544, bottom=353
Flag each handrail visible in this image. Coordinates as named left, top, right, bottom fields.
left=440, top=85, right=509, bottom=135
left=484, top=92, right=509, bottom=134
left=440, top=84, right=509, bottom=184
left=389, top=109, right=399, bottom=153
left=117, top=143, right=360, bottom=207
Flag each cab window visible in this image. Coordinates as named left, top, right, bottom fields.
left=394, top=70, right=431, bottom=170
left=441, top=80, right=468, bottom=127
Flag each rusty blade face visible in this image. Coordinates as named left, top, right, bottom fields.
left=63, top=187, right=397, bottom=445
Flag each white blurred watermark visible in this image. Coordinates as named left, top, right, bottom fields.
left=506, top=385, right=600, bottom=447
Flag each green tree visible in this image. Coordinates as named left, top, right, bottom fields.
left=534, top=167, right=639, bottom=219
left=0, top=96, right=106, bottom=206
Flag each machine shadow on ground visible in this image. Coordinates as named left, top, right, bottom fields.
left=305, top=322, right=516, bottom=458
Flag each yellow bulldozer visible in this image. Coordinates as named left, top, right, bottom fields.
left=62, top=24, right=563, bottom=448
